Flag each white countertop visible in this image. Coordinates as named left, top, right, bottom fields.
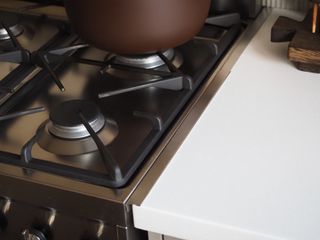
left=133, top=9, right=320, bottom=240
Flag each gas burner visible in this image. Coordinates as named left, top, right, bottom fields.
left=105, top=49, right=184, bottom=84
left=99, top=49, right=187, bottom=97
left=37, top=100, right=118, bottom=156
left=48, top=100, right=106, bottom=139
left=114, top=49, right=175, bottom=69
left=0, top=12, right=24, bottom=41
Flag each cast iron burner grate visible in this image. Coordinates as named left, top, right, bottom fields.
left=0, top=12, right=80, bottom=104
left=0, top=22, right=88, bottom=92
left=0, top=13, right=242, bottom=188
left=22, top=100, right=124, bottom=183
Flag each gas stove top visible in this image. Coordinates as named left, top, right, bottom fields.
left=0, top=1, right=258, bottom=239
left=0, top=5, right=241, bottom=188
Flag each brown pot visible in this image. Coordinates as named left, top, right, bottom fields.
left=64, top=0, right=211, bottom=55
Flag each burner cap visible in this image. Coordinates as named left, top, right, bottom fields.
left=0, top=12, right=24, bottom=40
left=48, top=100, right=105, bottom=139
left=114, top=49, right=175, bottom=69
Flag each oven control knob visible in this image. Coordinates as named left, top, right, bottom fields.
left=22, top=228, right=47, bottom=240
left=0, top=212, right=8, bottom=230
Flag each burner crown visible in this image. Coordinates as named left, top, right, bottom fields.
left=48, top=100, right=105, bottom=139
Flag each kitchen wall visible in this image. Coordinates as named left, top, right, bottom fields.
left=262, top=0, right=309, bottom=11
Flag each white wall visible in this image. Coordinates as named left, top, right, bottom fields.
left=262, top=0, right=309, bottom=11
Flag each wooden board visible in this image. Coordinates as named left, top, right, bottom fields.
left=271, top=10, right=320, bottom=73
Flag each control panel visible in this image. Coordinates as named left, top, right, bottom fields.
left=0, top=197, right=116, bottom=240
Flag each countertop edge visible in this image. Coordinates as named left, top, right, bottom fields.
left=133, top=205, right=284, bottom=240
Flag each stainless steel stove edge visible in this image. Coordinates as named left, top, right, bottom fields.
left=128, top=8, right=272, bottom=207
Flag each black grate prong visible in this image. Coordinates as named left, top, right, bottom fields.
left=38, top=54, right=65, bottom=92
left=157, top=51, right=179, bottom=73
left=78, top=111, right=123, bottom=182
left=0, top=106, right=45, bottom=122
